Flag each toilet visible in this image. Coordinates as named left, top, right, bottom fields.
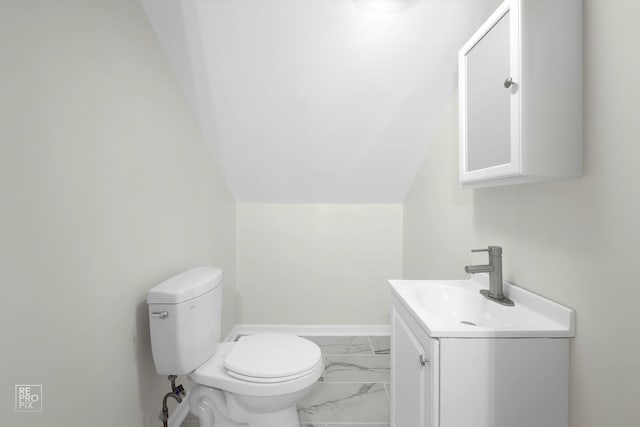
left=147, top=267, right=322, bottom=427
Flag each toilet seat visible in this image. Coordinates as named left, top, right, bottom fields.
left=224, top=334, right=321, bottom=380
left=189, top=336, right=323, bottom=397
left=226, top=365, right=318, bottom=383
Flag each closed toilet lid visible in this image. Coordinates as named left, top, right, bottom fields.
left=223, top=333, right=321, bottom=379
left=225, top=358, right=323, bottom=383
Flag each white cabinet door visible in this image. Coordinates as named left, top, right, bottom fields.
left=459, top=0, right=521, bottom=183
left=391, top=307, right=435, bottom=427
left=459, top=0, right=582, bottom=188
left=466, top=8, right=512, bottom=172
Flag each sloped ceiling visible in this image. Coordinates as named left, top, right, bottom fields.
left=140, top=0, right=498, bottom=202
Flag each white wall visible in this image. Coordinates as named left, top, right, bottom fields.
left=236, top=204, right=402, bottom=324
left=403, top=1, right=640, bottom=425
left=0, top=1, right=235, bottom=426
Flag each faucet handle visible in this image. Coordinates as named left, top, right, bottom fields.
left=471, top=246, right=502, bottom=255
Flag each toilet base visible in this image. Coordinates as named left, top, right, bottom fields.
left=245, top=405, right=298, bottom=427
left=188, top=384, right=303, bottom=427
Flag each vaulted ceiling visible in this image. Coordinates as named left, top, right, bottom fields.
left=141, top=0, right=498, bottom=202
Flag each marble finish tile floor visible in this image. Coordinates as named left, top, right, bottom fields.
left=297, top=336, right=390, bottom=427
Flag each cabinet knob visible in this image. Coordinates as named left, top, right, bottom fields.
left=419, top=354, right=429, bottom=367
left=504, top=77, right=515, bottom=88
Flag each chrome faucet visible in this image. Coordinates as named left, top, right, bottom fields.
left=465, top=246, right=514, bottom=306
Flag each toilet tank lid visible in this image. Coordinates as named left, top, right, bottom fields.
left=147, top=267, right=223, bottom=304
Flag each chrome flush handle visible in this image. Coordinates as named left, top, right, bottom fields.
left=151, top=311, right=169, bottom=319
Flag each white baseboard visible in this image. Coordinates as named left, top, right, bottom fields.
left=224, top=324, right=390, bottom=341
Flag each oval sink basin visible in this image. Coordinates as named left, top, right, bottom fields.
left=389, top=274, right=575, bottom=338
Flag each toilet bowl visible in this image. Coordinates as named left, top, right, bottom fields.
left=147, top=268, right=322, bottom=427
left=188, top=335, right=322, bottom=427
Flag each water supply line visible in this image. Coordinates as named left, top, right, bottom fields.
left=159, top=375, right=186, bottom=427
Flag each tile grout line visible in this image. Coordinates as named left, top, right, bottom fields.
left=300, top=424, right=389, bottom=426
left=367, top=336, right=375, bottom=355
left=322, top=354, right=326, bottom=382
left=313, top=381, right=390, bottom=384
left=323, top=354, right=390, bottom=357
left=328, top=354, right=386, bottom=360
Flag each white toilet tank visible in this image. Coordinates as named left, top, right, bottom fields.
left=147, top=267, right=223, bottom=375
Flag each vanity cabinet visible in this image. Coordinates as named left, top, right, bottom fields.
left=458, top=0, right=582, bottom=187
left=391, top=296, right=570, bottom=427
